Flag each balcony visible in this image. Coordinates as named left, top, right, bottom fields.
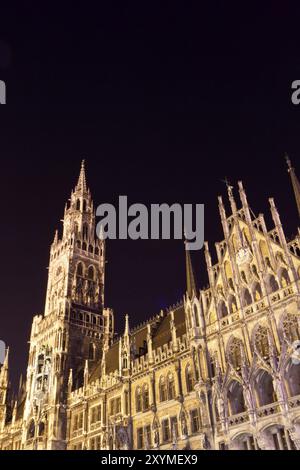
left=228, top=411, right=249, bottom=427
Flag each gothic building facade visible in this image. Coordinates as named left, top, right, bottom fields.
left=1, top=158, right=300, bottom=450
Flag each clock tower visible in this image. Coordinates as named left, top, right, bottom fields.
left=23, top=161, right=114, bottom=449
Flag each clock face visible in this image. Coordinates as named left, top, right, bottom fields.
left=236, top=247, right=252, bottom=266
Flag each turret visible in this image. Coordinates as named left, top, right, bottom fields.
left=286, top=154, right=300, bottom=218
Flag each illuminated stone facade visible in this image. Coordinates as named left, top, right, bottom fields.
left=1, top=159, right=300, bottom=450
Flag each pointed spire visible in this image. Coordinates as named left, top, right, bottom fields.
left=185, top=242, right=197, bottom=298
left=84, top=360, right=89, bottom=388
left=67, top=369, right=72, bottom=395
left=286, top=154, right=300, bottom=218
left=124, top=314, right=130, bottom=336
left=53, top=229, right=58, bottom=245
left=76, top=159, right=87, bottom=193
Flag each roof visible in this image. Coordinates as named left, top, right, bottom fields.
left=89, top=302, right=186, bottom=384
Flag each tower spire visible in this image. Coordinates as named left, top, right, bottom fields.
left=185, top=242, right=197, bottom=298
left=286, top=154, right=300, bottom=218
left=76, top=159, right=87, bottom=192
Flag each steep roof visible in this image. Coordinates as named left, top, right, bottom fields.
left=89, top=302, right=186, bottom=384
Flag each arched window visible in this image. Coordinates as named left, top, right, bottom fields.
left=95, top=247, right=99, bottom=256
left=167, top=374, right=176, bottom=400
left=37, top=354, right=44, bottom=374
left=136, top=387, right=142, bottom=413
left=185, top=365, right=194, bottom=393
left=279, top=268, right=291, bottom=288
left=218, top=300, right=228, bottom=319
left=228, top=295, right=237, bottom=313
left=82, top=242, right=87, bottom=251
left=27, top=420, right=35, bottom=440
left=88, top=244, right=93, bottom=254
left=227, top=337, right=244, bottom=370
left=254, top=369, right=276, bottom=406
left=227, top=380, right=246, bottom=415
left=83, top=200, right=87, bottom=212
left=252, top=282, right=262, bottom=301
left=266, top=274, right=279, bottom=294
left=282, top=314, right=300, bottom=342
left=242, top=288, right=252, bottom=307
left=159, top=377, right=167, bottom=402
left=88, top=266, right=95, bottom=280
left=143, top=384, right=149, bottom=410
left=77, top=263, right=83, bottom=277
left=254, top=326, right=270, bottom=359
left=76, top=199, right=80, bottom=211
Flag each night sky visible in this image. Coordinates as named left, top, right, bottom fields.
left=1, top=4, right=300, bottom=388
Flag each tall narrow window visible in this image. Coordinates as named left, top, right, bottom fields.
left=159, top=377, right=167, bottom=402
left=136, top=387, right=142, bottom=412
left=167, top=374, right=176, bottom=400
left=190, top=409, right=200, bottom=433
left=162, top=419, right=171, bottom=443
left=137, top=427, right=144, bottom=449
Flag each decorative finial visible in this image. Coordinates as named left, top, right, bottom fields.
left=221, top=177, right=234, bottom=198
left=76, top=159, right=87, bottom=192
left=285, top=153, right=293, bottom=172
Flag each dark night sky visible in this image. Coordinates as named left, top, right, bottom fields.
left=1, top=4, right=300, bottom=387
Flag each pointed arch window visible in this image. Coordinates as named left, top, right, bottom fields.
left=185, top=365, right=194, bottom=393
left=76, top=199, right=81, bottom=211
left=279, top=268, right=291, bottom=288
left=254, top=326, right=270, bottom=359
left=159, top=377, right=167, bottom=402
left=136, top=387, right=142, bottom=413
left=267, top=274, right=279, bottom=294
left=283, top=314, right=300, bottom=342
left=228, top=295, right=237, bottom=313
left=218, top=300, right=228, bottom=319
left=88, top=266, right=95, bottom=280
left=77, top=263, right=83, bottom=277
left=27, top=420, right=35, bottom=440
left=167, top=373, right=176, bottom=400
left=242, top=288, right=252, bottom=307
left=227, top=337, right=244, bottom=370
left=252, top=282, right=263, bottom=301
left=143, top=384, right=150, bottom=410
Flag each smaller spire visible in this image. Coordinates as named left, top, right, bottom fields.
left=76, top=159, right=87, bottom=192
left=124, top=314, right=130, bottom=337
left=286, top=153, right=300, bottom=218
left=84, top=360, right=89, bottom=388
left=53, top=229, right=58, bottom=245
left=185, top=242, right=197, bottom=298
